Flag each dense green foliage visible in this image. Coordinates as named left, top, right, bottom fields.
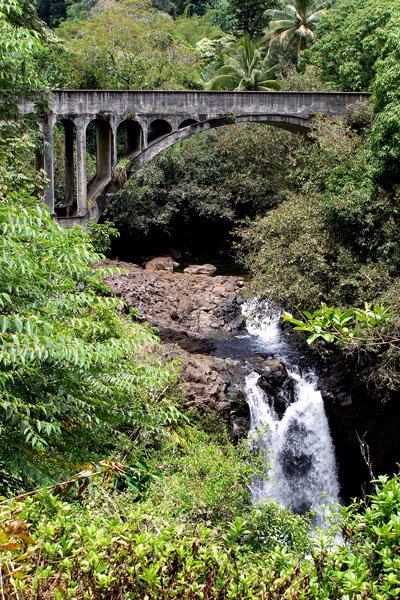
left=306, top=0, right=400, bottom=181
left=0, top=0, right=48, bottom=115
left=305, top=0, right=395, bottom=92
left=52, top=0, right=200, bottom=90
left=0, top=1, right=185, bottom=491
left=105, top=124, right=299, bottom=258
left=1, top=472, right=399, bottom=598
left=2, top=0, right=400, bottom=595
left=0, top=146, right=182, bottom=491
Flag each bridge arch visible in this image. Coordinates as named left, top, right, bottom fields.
left=147, top=119, right=173, bottom=144
left=116, top=119, right=143, bottom=158
left=53, top=118, right=77, bottom=217
left=131, top=114, right=310, bottom=176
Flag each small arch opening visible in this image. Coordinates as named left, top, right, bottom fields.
left=117, top=119, right=143, bottom=159
left=53, top=119, right=77, bottom=217
left=178, top=119, right=198, bottom=129
left=147, top=119, right=172, bottom=144
left=86, top=117, right=112, bottom=199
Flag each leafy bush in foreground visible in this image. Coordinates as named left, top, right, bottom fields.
left=0, top=472, right=399, bottom=598
left=0, top=194, right=181, bottom=491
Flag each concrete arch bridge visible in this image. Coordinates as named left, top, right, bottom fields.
left=28, top=90, right=370, bottom=225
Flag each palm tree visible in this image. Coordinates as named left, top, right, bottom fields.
left=265, top=0, right=330, bottom=57
left=206, top=34, right=281, bottom=91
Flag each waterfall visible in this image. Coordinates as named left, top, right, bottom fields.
left=243, top=303, right=340, bottom=524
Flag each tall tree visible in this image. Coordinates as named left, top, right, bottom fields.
left=229, top=0, right=274, bottom=39
left=265, top=0, right=329, bottom=57
left=0, top=0, right=47, bottom=111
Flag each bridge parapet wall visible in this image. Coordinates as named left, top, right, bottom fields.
left=47, top=90, right=370, bottom=119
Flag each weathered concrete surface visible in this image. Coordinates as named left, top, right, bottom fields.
left=26, top=90, right=371, bottom=120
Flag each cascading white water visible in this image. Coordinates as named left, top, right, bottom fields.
left=243, top=303, right=340, bottom=524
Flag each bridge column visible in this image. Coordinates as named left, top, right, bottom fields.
left=41, top=115, right=56, bottom=214
left=75, top=117, right=88, bottom=217
left=64, top=120, right=75, bottom=216
left=96, top=120, right=112, bottom=180
left=110, top=117, right=118, bottom=171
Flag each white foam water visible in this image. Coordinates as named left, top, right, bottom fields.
left=244, top=304, right=340, bottom=524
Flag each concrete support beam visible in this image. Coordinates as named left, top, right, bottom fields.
left=75, top=118, right=88, bottom=217
left=64, top=121, right=75, bottom=216
left=41, top=116, right=56, bottom=214
left=111, top=122, right=118, bottom=171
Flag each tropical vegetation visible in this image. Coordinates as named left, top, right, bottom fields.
left=206, top=34, right=280, bottom=90
left=1, top=0, right=400, bottom=597
left=265, top=0, right=330, bottom=58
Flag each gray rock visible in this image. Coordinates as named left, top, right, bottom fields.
left=183, top=264, right=217, bottom=275
left=257, top=358, right=288, bottom=389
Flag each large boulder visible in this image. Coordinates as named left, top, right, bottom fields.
left=255, top=358, right=294, bottom=418
left=144, top=256, right=179, bottom=272
left=256, top=358, right=288, bottom=389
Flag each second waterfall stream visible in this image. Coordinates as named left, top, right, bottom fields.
left=243, top=303, right=340, bottom=525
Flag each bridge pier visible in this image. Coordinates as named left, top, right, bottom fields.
left=76, top=117, right=88, bottom=217
left=41, top=115, right=56, bottom=215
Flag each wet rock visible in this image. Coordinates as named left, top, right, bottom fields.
left=184, top=264, right=217, bottom=275
left=281, top=451, right=313, bottom=478
left=145, top=256, right=179, bottom=272
left=270, top=395, right=289, bottom=419
left=279, top=421, right=313, bottom=477
left=257, top=359, right=289, bottom=393
left=229, top=316, right=246, bottom=330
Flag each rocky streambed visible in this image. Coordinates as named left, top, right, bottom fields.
left=104, top=258, right=345, bottom=514
left=104, top=258, right=251, bottom=437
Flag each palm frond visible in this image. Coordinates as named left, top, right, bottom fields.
left=264, top=9, right=290, bottom=19
left=266, top=20, right=297, bottom=39
left=207, top=74, right=240, bottom=91
left=257, top=80, right=281, bottom=91
left=285, top=4, right=302, bottom=20
left=214, top=65, right=237, bottom=76
left=307, top=8, right=328, bottom=23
